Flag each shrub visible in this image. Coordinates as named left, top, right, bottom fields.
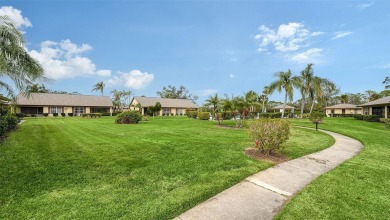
left=333, top=114, right=358, bottom=118
left=363, top=115, right=380, bottom=122
left=188, top=111, right=198, bottom=119
left=101, top=112, right=111, bottom=116
left=5, top=116, right=19, bottom=130
left=215, top=113, right=223, bottom=125
left=43, top=113, right=49, bottom=117
left=30, top=114, right=36, bottom=118
left=354, top=115, right=363, bottom=120
left=142, top=116, right=149, bottom=121
left=248, top=118, right=290, bottom=155
left=259, top=112, right=283, bottom=119
left=15, top=113, right=25, bottom=118
left=222, top=111, right=232, bottom=120
left=53, top=113, right=58, bottom=117
left=68, top=113, right=73, bottom=117
left=383, top=119, right=390, bottom=129
left=61, top=113, right=66, bottom=117
left=115, top=111, right=142, bottom=124
left=112, top=113, right=118, bottom=116
left=198, top=112, right=210, bottom=120
left=308, top=111, right=325, bottom=123
left=81, top=113, right=88, bottom=118
left=0, top=119, right=8, bottom=136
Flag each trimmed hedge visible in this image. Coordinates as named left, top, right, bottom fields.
left=259, top=112, right=283, bottom=119
left=61, top=113, right=66, bottom=117
left=363, top=115, right=381, bottom=122
left=15, top=113, right=25, bottom=118
left=53, top=113, right=58, bottom=117
left=43, top=113, right=49, bottom=117
left=68, top=113, right=73, bottom=117
left=81, top=113, right=102, bottom=118
left=115, top=111, right=142, bottom=124
left=332, top=114, right=359, bottom=118
left=198, top=112, right=210, bottom=120
left=101, top=112, right=111, bottom=116
left=0, top=115, right=20, bottom=137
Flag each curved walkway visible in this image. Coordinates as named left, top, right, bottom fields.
left=175, top=128, right=363, bottom=220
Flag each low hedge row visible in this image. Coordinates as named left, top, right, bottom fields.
left=81, top=113, right=102, bottom=118
left=198, top=112, right=210, bottom=120
left=354, top=114, right=381, bottom=122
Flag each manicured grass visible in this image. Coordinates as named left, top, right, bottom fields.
left=276, top=118, right=390, bottom=220
left=0, top=117, right=332, bottom=219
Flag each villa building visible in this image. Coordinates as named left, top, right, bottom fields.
left=325, top=104, right=362, bottom=117
left=130, top=96, right=198, bottom=115
left=358, top=96, right=390, bottom=118
left=272, top=104, right=295, bottom=113
left=15, top=93, right=113, bottom=116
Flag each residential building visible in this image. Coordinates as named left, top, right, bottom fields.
left=325, top=104, right=362, bottom=117
left=15, top=93, right=113, bottom=116
left=358, top=96, right=390, bottom=118
left=272, top=104, right=295, bottom=113
left=130, top=97, right=198, bottom=115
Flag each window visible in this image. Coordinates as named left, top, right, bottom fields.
left=372, top=107, right=385, bottom=118
left=163, top=108, right=170, bottom=114
left=74, top=107, right=84, bottom=115
left=21, top=107, right=43, bottom=115
left=50, top=107, right=63, bottom=114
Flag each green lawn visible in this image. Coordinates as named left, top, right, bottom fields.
left=276, top=118, right=390, bottom=220
left=0, top=117, right=333, bottom=219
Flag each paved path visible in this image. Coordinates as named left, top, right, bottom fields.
left=175, top=128, right=363, bottom=220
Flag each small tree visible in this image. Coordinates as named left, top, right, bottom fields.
left=248, top=118, right=290, bottom=155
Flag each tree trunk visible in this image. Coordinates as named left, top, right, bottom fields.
left=262, top=99, right=265, bottom=113
left=309, top=96, right=316, bottom=113
left=282, top=93, right=287, bottom=118
left=300, top=96, right=305, bottom=118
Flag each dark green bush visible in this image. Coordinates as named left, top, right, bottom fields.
left=53, top=113, right=58, bottom=117
left=383, top=119, right=390, bottom=129
left=259, top=112, right=283, bottom=119
left=198, top=112, right=210, bottom=120
left=0, top=120, right=8, bottom=136
left=101, top=112, right=111, bottom=116
left=115, top=111, right=142, bottom=124
left=363, top=115, right=380, bottom=122
left=43, top=113, right=49, bottom=117
left=308, top=111, right=325, bottom=123
left=188, top=111, right=198, bottom=119
left=333, top=114, right=358, bottom=118
left=354, top=115, right=363, bottom=120
left=61, top=113, right=66, bottom=117
left=68, top=113, right=73, bottom=117
left=221, top=111, right=232, bottom=120
left=6, top=116, right=19, bottom=130
left=30, top=114, right=36, bottom=118
left=16, top=113, right=25, bottom=118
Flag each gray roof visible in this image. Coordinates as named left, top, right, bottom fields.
left=16, top=93, right=113, bottom=107
left=272, top=104, right=295, bottom=110
left=133, top=96, right=198, bottom=108
left=358, top=96, right=390, bottom=107
left=325, top=104, right=361, bottom=109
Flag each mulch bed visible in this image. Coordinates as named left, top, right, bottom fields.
left=245, top=148, right=288, bottom=164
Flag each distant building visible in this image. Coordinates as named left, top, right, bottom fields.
left=325, top=104, right=362, bottom=117
left=358, top=96, right=390, bottom=118
left=272, top=104, right=295, bottom=113
left=130, top=97, right=198, bottom=115
left=15, top=93, right=113, bottom=116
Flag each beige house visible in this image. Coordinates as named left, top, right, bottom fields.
left=15, top=93, right=113, bottom=116
left=130, top=97, right=198, bottom=116
left=272, top=104, right=295, bottom=113
left=358, top=96, right=390, bottom=118
left=325, top=103, right=362, bottom=117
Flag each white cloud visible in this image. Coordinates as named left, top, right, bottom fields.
left=255, top=22, right=322, bottom=52
left=356, top=2, right=374, bottom=9
left=290, top=48, right=323, bottom=64
left=198, top=89, right=217, bottom=97
left=229, top=74, right=234, bottom=78
left=29, top=39, right=111, bottom=80
left=0, top=6, right=32, bottom=29
left=106, top=70, right=154, bottom=90
left=331, top=31, right=353, bottom=40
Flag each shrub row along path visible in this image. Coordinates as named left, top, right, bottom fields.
left=175, top=128, right=363, bottom=220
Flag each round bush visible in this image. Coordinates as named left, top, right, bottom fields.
left=198, top=112, right=210, bottom=120
left=115, top=111, right=142, bottom=124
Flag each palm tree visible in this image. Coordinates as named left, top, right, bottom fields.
left=384, top=77, right=389, bottom=89
left=92, top=81, right=105, bottom=96
left=293, top=63, right=314, bottom=118
left=260, top=86, right=271, bottom=113
left=308, top=77, right=335, bottom=113
left=0, top=16, right=44, bottom=96
left=111, top=89, right=122, bottom=111
left=205, top=94, right=220, bottom=113
left=245, top=90, right=258, bottom=112
left=269, top=69, right=295, bottom=118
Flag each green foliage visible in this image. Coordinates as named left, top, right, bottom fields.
left=259, top=112, right=282, bottom=118
left=354, top=114, right=363, bottom=120
left=43, top=113, right=48, bottom=117
left=53, top=113, right=58, bottom=117
left=332, top=114, right=359, bottom=118
left=362, top=115, right=381, bottom=122
left=115, top=111, right=142, bottom=124
left=5, top=116, right=19, bottom=130
left=308, top=111, right=325, bottom=123
left=61, top=113, right=66, bottom=117
left=248, top=118, right=290, bottom=155
left=15, top=113, right=25, bottom=118
left=221, top=111, right=233, bottom=120
left=0, top=119, right=8, bottom=136
left=68, top=113, right=73, bottom=117
left=383, top=118, right=390, bottom=129
left=81, top=113, right=102, bottom=118
left=198, top=112, right=210, bottom=120
left=101, top=112, right=111, bottom=116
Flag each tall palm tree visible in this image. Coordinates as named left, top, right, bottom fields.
left=260, top=86, right=271, bottom=113
left=308, top=77, right=335, bottom=113
left=244, top=90, right=258, bottom=112
left=292, top=63, right=314, bottom=118
left=0, top=16, right=44, bottom=96
left=92, top=81, right=105, bottom=96
left=384, top=77, right=389, bottom=89
left=269, top=69, right=295, bottom=118
left=205, top=94, right=220, bottom=113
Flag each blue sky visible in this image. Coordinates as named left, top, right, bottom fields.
left=1, top=1, right=389, bottom=104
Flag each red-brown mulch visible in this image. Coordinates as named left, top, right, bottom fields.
left=245, top=148, right=288, bottom=164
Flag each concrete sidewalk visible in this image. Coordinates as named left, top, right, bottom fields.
left=175, top=129, right=363, bottom=220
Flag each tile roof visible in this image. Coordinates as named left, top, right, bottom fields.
left=358, top=96, right=390, bottom=107
left=133, top=97, right=198, bottom=108
left=325, top=104, right=361, bottom=109
left=272, top=104, right=295, bottom=109
left=16, top=93, right=113, bottom=107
